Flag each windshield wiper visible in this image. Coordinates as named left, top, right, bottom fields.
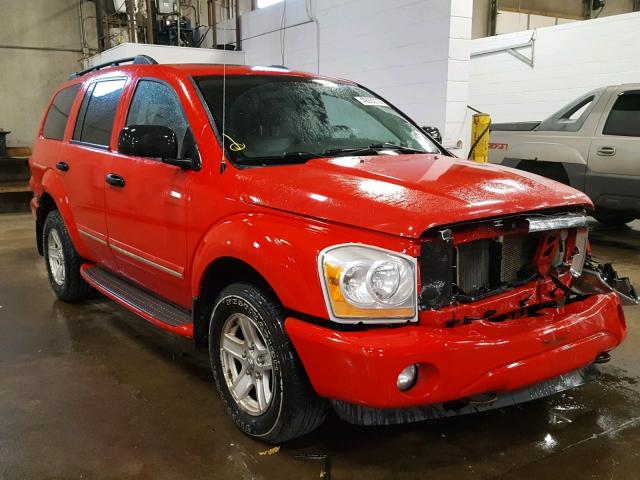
left=323, top=146, right=376, bottom=156
left=236, top=151, right=322, bottom=166
left=369, top=143, right=427, bottom=154
left=324, top=144, right=427, bottom=157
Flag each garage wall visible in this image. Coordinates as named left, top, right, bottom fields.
left=0, top=1, right=95, bottom=148
left=468, top=11, right=640, bottom=123
left=84, top=43, right=245, bottom=67
left=217, top=0, right=473, bottom=149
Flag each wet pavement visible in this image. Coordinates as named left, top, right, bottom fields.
left=1, top=212, right=639, bottom=479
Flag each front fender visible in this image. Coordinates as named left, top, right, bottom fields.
left=190, top=211, right=420, bottom=320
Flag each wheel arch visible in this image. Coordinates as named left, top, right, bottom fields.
left=192, top=256, right=279, bottom=349
left=35, top=192, right=58, bottom=255
left=38, top=169, right=86, bottom=257
left=514, top=159, right=571, bottom=185
left=502, top=157, right=587, bottom=191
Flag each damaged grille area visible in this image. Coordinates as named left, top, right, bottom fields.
left=419, top=210, right=587, bottom=312
left=456, top=239, right=491, bottom=295
left=500, top=235, right=537, bottom=283
left=456, top=235, right=537, bottom=299
left=420, top=227, right=541, bottom=309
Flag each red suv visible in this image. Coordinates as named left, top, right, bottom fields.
left=29, top=55, right=636, bottom=443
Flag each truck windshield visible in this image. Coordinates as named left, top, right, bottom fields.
left=194, top=75, right=440, bottom=166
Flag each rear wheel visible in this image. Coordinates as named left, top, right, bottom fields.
left=209, top=283, right=327, bottom=443
left=43, top=210, right=92, bottom=301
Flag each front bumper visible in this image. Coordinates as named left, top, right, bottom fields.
left=285, top=292, right=626, bottom=409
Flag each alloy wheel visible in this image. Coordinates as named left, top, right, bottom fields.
left=47, top=229, right=66, bottom=286
left=220, top=312, right=274, bottom=416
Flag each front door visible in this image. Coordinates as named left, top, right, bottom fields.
left=586, top=89, right=640, bottom=212
left=104, top=78, right=195, bottom=307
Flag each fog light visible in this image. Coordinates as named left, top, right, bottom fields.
left=397, top=364, right=418, bottom=391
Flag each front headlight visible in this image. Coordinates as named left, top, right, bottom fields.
left=318, top=244, right=418, bottom=323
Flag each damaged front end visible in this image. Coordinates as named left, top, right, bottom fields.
left=574, top=260, right=639, bottom=306
left=418, top=209, right=638, bottom=327
left=288, top=210, right=634, bottom=427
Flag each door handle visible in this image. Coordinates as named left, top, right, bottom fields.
left=56, top=161, right=69, bottom=172
left=105, top=173, right=125, bottom=188
left=597, top=146, right=616, bottom=156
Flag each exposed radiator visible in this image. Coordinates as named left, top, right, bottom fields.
left=456, top=235, right=537, bottom=297
left=456, top=239, right=491, bottom=295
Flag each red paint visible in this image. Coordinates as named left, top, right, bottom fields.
left=489, top=143, right=508, bottom=150
left=285, top=293, right=625, bottom=408
left=29, top=64, right=626, bottom=411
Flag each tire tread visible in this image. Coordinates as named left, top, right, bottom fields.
left=209, top=282, right=327, bottom=443
left=43, top=210, right=92, bottom=302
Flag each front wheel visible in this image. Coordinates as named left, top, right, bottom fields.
left=209, top=283, right=327, bottom=443
left=43, top=210, right=92, bottom=301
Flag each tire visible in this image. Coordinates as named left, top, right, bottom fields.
left=43, top=210, right=93, bottom=301
left=593, top=211, right=636, bottom=226
left=209, top=283, right=327, bottom=443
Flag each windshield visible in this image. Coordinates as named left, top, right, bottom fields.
left=194, top=75, right=440, bottom=166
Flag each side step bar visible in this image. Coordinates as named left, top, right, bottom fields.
left=81, top=264, right=193, bottom=338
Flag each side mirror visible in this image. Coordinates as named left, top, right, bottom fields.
left=118, top=125, right=196, bottom=170
left=421, top=125, right=442, bottom=143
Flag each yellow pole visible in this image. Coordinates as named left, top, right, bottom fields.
left=469, top=113, right=491, bottom=163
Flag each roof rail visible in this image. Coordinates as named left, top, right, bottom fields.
left=69, top=55, right=158, bottom=79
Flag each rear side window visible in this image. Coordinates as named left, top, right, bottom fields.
left=536, top=89, right=602, bottom=133
left=73, top=79, right=126, bottom=147
left=42, top=84, right=81, bottom=141
left=603, top=93, right=640, bottom=137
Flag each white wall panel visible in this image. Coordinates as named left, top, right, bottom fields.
left=469, top=12, right=640, bottom=123
left=223, top=0, right=473, bottom=149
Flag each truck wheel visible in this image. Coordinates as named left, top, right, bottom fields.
left=43, top=210, right=93, bottom=301
left=593, top=211, right=636, bottom=226
left=209, top=283, right=327, bottom=443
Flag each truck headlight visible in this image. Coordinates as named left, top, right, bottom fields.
left=318, top=244, right=418, bottom=323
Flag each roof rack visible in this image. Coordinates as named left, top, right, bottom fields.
left=69, top=55, right=158, bottom=79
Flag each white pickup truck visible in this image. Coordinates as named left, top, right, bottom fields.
left=489, top=84, right=640, bottom=225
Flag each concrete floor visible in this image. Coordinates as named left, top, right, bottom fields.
left=1, top=212, right=639, bottom=480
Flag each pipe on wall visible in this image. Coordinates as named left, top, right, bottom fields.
left=95, top=0, right=106, bottom=51
left=208, top=0, right=217, bottom=47
left=234, top=0, right=242, bottom=50
left=0, top=44, right=83, bottom=53
left=125, top=0, right=137, bottom=42
left=145, top=0, right=154, bottom=43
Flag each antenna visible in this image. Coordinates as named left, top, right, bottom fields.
left=220, top=50, right=228, bottom=174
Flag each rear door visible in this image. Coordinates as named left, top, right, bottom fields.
left=104, top=77, right=194, bottom=307
left=587, top=89, right=640, bottom=212
left=60, top=77, right=128, bottom=270
left=38, top=83, right=81, bottom=168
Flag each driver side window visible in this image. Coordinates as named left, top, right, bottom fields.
left=126, top=80, right=190, bottom=158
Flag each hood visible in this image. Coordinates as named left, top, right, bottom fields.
left=236, top=154, right=591, bottom=238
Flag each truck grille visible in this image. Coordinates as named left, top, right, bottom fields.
left=456, top=235, right=537, bottom=298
